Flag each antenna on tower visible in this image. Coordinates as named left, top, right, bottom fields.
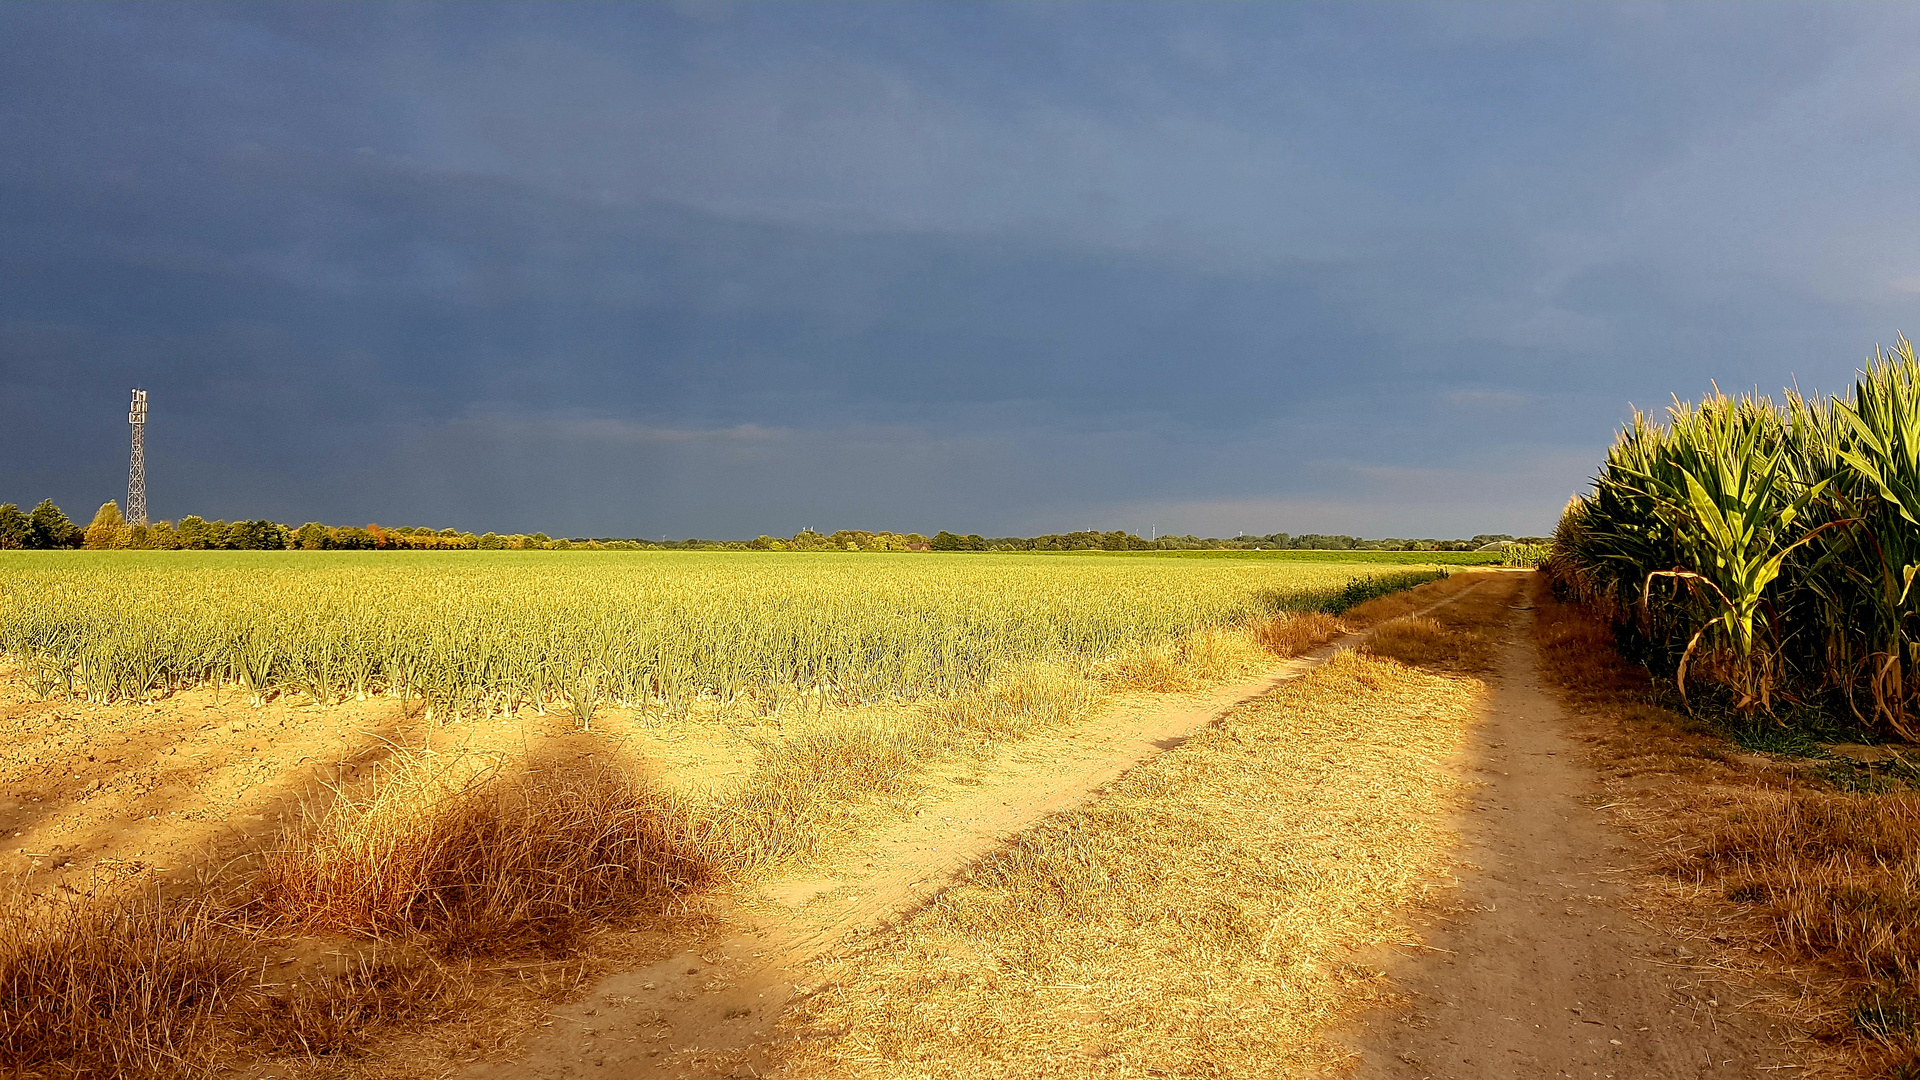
left=128, top=389, right=148, bottom=527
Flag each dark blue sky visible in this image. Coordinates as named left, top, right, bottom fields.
left=5, top=2, right=1918, bottom=538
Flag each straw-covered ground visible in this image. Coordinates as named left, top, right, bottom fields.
left=773, top=626, right=1486, bottom=1078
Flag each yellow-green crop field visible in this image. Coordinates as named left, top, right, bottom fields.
left=0, top=551, right=1441, bottom=720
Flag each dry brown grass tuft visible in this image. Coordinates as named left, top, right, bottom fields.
left=1691, top=790, right=1920, bottom=983
left=1100, top=627, right=1271, bottom=693
left=243, top=951, right=467, bottom=1060
left=1249, top=610, right=1346, bottom=658
left=780, top=650, right=1483, bottom=1078
left=1359, top=615, right=1491, bottom=672
left=257, top=752, right=712, bottom=956
left=0, top=894, right=250, bottom=1078
left=707, top=719, right=926, bottom=867
left=1531, top=573, right=1920, bottom=1073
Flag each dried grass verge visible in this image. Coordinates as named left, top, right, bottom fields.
left=1533, top=573, right=1920, bottom=1075
left=707, top=611, right=1353, bottom=871
left=1360, top=616, right=1480, bottom=671
left=778, top=649, right=1483, bottom=1079
left=0, top=757, right=718, bottom=1080
left=0, top=894, right=250, bottom=1079
left=1250, top=610, right=1346, bottom=658
left=705, top=662, right=1108, bottom=869
left=1100, top=625, right=1275, bottom=693
left=1340, top=570, right=1486, bottom=628
left=256, top=753, right=713, bottom=957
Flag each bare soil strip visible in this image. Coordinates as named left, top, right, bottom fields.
left=1339, top=581, right=1806, bottom=1078
left=0, top=682, right=635, bottom=902
left=1530, top=576, right=1907, bottom=1074
left=458, top=581, right=1491, bottom=1079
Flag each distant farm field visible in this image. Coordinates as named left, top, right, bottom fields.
left=0, top=550, right=1451, bottom=719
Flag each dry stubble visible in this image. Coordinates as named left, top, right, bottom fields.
left=778, top=648, right=1485, bottom=1079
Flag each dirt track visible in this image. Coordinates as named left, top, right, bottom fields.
left=1342, top=579, right=1802, bottom=1079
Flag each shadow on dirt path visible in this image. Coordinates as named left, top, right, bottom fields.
left=1339, top=575, right=1804, bottom=1080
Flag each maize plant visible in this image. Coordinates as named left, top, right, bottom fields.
left=1551, top=337, right=1920, bottom=732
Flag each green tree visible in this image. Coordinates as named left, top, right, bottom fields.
left=0, top=504, right=27, bottom=549
left=176, top=515, right=215, bottom=549
left=294, top=522, right=329, bottom=550
left=226, top=520, right=289, bottom=550
left=26, top=500, right=81, bottom=549
left=84, top=501, right=127, bottom=549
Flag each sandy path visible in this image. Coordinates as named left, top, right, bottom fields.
left=1342, top=580, right=1803, bottom=1079
left=460, top=585, right=1488, bottom=1080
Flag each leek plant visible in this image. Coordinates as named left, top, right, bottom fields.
left=0, top=553, right=1439, bottom=723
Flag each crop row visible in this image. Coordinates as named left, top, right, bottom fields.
left=0, top=552, right=1435, bottom=720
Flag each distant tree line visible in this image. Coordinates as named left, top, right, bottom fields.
left=0, top=499, right=1545, bottom=554
left=747, top=530, right=933, bottom=551
left=721, top=529, right=1549, bottom=552
left=0, top=500, right=651, bottom=551
left=923, top=530, right=1548, bottom=552
left=0, top=500, right=86, bottom=549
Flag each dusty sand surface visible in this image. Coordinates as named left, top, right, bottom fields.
left=457, top=582, right=1492, bottom=1080
left=1339, top=580, right=1804, bottom=1079
left=0, top=677, right=797, bottom=903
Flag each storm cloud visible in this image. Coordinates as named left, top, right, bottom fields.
left=5, top=2, right=1919, bottom=537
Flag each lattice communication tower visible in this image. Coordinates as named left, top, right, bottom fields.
left=128, top=389, right=148, bottom=527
